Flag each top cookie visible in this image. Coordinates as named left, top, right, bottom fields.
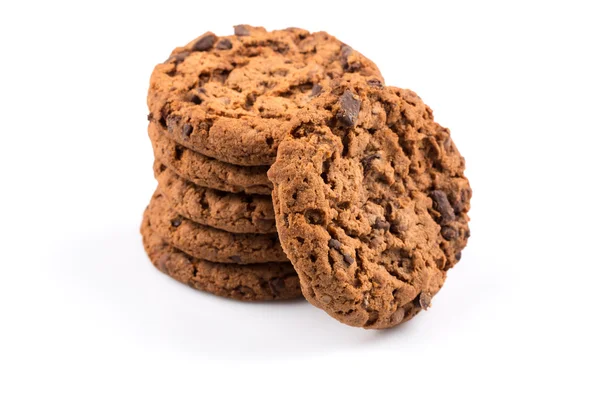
left=268, top=79, right=471, bottom=329
left=147, top=25, right=383, bottom=166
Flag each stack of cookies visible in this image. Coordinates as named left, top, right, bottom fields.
left=142, top=25, right=472, bottom=328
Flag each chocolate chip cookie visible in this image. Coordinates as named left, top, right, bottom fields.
left=141, top=209, right=301, bottom=301
left=149, top=123, right=272, bottom=195
left=147, top=25, right=383, bottom=166
left=147, top=191, right=287, bottom=264
left=268, top=79, right=471, bottom=328
left=154, top=161, right=276, bottom=234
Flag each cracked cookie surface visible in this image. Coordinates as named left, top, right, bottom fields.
left=147, top=25, right=383, bottom=166
left=268, top=79, right=471, bottom=328
left=149, top=122, right=272, bottom=195
left=141, top=208, right=301, bottom=301
left=154, top=161, right=276, bottom=234
left=147, top=190, right=287, bottom=264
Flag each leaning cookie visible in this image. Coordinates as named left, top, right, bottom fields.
left=141, top=209, right=301, bottom=301
left=268, top=79, right=471, bottom=329
left=149, top=122, right=272, bottom=195
left=148, top=25, right=383, bottom=166
left=154, top=161, right=276, bottom=234
left=147, top=191, right=287, bottom=264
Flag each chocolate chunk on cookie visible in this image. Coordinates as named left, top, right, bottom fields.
left=149, top=123, right=272, bottom=195
left=191, top=32, right=217, bottom=52
left=141, top=209, right=301, bottom=301
left=154, top=161, right=276, bottom=234
left=147, top=191, right=287, bottom=264
left=268, top=80, right=471, bottom=329
left=337, top=90, right=361, bottom=126
left=147, top=26, right=383, bottom=166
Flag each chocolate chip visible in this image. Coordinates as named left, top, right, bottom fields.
left=189, top=95, right=202, bottom=105
left=328, top=238, right=342, bottom=250
left=391, top=307, right=405, bottom=324
left=245, top=93, right=256, bottom=109
left=147, top=113, right=153, bottom=121
left=341, top=45, right=353, bottom=59
left=390, top=223, right=407, bottom=234
left=373, top=218, right=390, bottom=231
left=166, top=51, right=190, bottom=64
left=361, top=153, right=381, bottom=171
left=342, top=253, right=355, bottom=265
left=182, top=124, right=193, bottom=139
left=340, top=45, right=353, bottom=66
left=158, top=116, right=167, bottom=128
left=337, top=90, right=361, bottom=126
left=441, top=226, right=457, bottom=240
left=268, top=278, right=286, bottom=295
left=156, top=254, right=171, bottom=272
left=310, top=84, right=322, bottom=97
left=192, top=34, right=216, bottom=52
left=166, top=114, right=182, bottom=133
left=418, top=292, right=432, bottom=310
left=455, top=251, right=462, bottom=261
left=340, top=45, right=361, bottom=71
left=430, top=190, right=456, bottom=224
left=216, top=38, right=233, bottom=50
left=170, top=218, right=181, bottom=227
left=234, top=25, right=250, bottom=36
left=229, top=255, right=242, bottom=263
left=367, top=79, right=383, bottom=88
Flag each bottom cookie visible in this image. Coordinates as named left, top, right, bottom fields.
left=141, top=208, right=302, bottom=301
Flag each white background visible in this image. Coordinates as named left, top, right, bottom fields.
left=1, top=1, right=598, bottom=398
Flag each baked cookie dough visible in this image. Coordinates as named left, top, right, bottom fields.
left=149, top=122, right=271, bottom=195
left=141, top=209, right=301, bottom=301
left=148, top=25, right=383, bottom=166
left=268, top=79, right=471, bottom=328
left=147, top=191, right=287, bottom=264
left=154, top=161, right=276, bottom=234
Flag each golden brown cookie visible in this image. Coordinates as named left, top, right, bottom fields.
left=141, top=208, right=301, bottom=301
left=147, top=191, right=287, bottom=264
left=154, top=161, right=276, bottom=234
left=147, top=25, right=383, bottom=166
left=149, top=123, right=272, bottom=195
left=268, top=79, right=471, bottom=329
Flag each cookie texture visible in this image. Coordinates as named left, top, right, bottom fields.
left=141, top=209, right=301, bottom=301
left=147, top=25, right=383, bottom=166
left=147, top=191, right=287, bottom=264
left=154, top=161, right=276, bottom=234
left=268, top=80, right=471, bottom=328
left=149, top=122, right=271, bottom=195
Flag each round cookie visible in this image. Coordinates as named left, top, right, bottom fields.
left=147, top=25, right=383, bottom=166
left=154, top=161, right=276, bottom=234
left=147, top=191, right=287, bottom=264
left=141, top=209, right=301, bottom=301
left=267, top=80, right=471, bottom=329
left=149, top=122, right=271, bottom=195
